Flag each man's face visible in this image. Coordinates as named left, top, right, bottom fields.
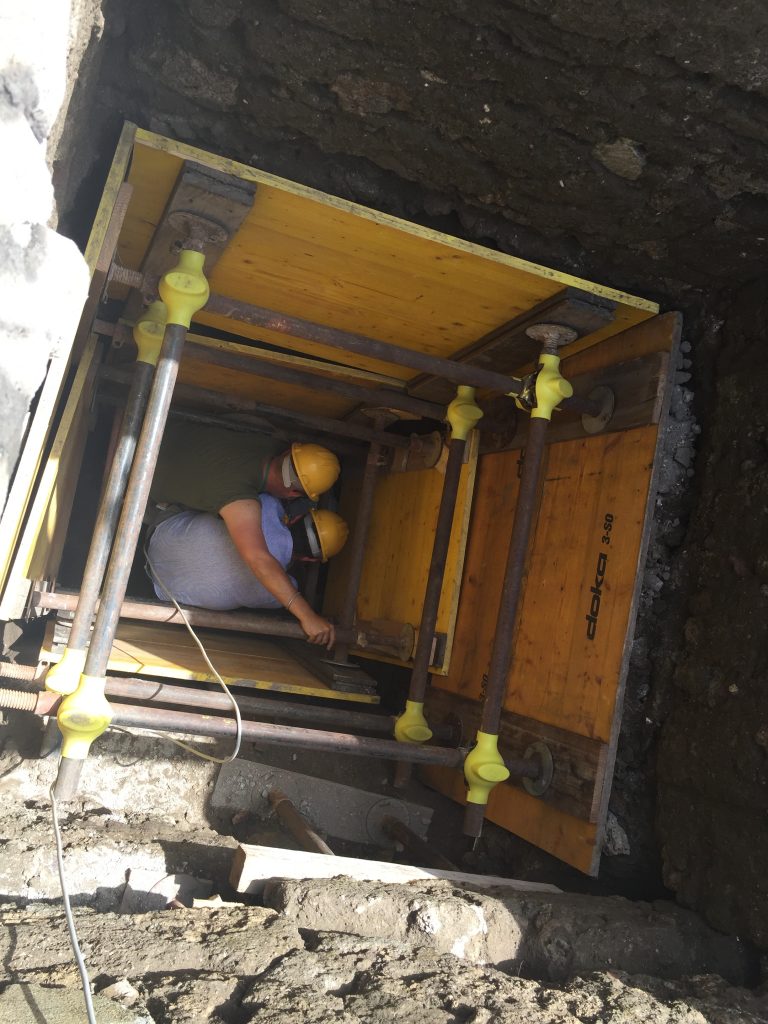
left=268, top=451, right=306, bottom=500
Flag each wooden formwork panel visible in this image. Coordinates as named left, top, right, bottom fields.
left=422, top=313, right=681, bottom=874
left=120, top=127, right=657, bottom=386
left=323, top=432, right=479, bottom=674
left=41, top=621, right=378, bottom=705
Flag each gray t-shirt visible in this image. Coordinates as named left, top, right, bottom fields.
left=146, top=494, right=296, bottom=610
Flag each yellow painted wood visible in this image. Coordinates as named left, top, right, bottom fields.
left=0, top=337, right=102, bottom=618
left=178, top=332, right=407, bottom=420
left=0, top=351, right=69, bottom=594
left=41, top=621, right=379, bottom=705
left=436, top=430, right=655, bottom=739
left=114, top=127, right=657, bottom=383
left=324, top=432, right=478, bottom=674
left=421, top=764, right=598, bottom=874
left=84, top=122, right=136, bottom=274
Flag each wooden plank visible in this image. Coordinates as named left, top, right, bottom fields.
left=409, top=288, right=617, bottom=404
left=231, top=842, right=561, bottom=896
left=425, top=688, right=607, bottom=823
left=323, top=432, right=479, bottom=674
left=0, top=336, right=102, bottom=618
left=41, top=620, right=379, bottom=705
left=115, top=128, right=657, bottom=382
left=421, top=764, right=599, bottom=875
left=479, top=350, right=669, bottom=454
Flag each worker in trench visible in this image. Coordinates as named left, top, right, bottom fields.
left=143, top=420, right=348, bottom=649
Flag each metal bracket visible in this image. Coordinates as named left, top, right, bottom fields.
left=522, top=740, right=555, bottom=796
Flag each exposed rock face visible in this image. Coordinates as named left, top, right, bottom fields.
left=59, top=0, right=768, bottom=297
left=0, top=3, right=89, bottom=513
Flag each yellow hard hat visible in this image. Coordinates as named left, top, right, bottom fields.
left=290, top=443, right=340, bottom=501
left=306, top=509, right=349, bottom=562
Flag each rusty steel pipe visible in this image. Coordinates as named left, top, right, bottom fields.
left=83, top=325, right=189, bottom=674
left=34, top=590, right=357, bottom=646
left=407, top=437, right=466, bottom=706
left=334, top=428, right=384, bottom=664
left=204, top=292, right=532, bottom=397
left=54, top=322, right=192, bottom=801
left=99, top=365, right=411, bottom=450
left=269, top=789, right=334, bottom=855
left=182, top=340, right=444, bottom=421
left=2, top=667, right=456, bottom=742
left=463, top=414, right=551, bottom=838
left=66, top=362, right=155, bottom=653
left=101, top=701, right=468, bottom=767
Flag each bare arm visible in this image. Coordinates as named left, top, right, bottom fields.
left=219, top=498, right=335, bottom=650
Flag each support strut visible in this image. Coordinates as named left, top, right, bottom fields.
left=462, top=326, right=574, bottom=837
left=53, top=250, right=210, bottom=800
left=44, top=303, right=167, bottom=698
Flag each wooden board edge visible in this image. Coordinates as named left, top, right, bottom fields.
left=587, top=311, right=683, bottom=876
left=434, top=429, right=480, bottom=675
left=0, top=336, right=102, bottom=619
left=83, top=121, right=137, bottom=274
left=133, top=126, right=658, bottom=315
left=231, top=841, right=561, bottom=894
left=184, top=332, right=406, bottom=389
left=0, top=351, right=70, bottom=595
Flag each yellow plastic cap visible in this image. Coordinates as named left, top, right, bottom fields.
left=446, top=385, right=483, bottom=441
left=291, top=443, right=340, bottom=501
left=133, top=300, right=167, bottom=365
left=394, top=700, right=433, bottom=744
left=464, top=731, right=510, bottom=805
left=532, top=353, right=574, bottom=421
left=158, top=249, right=210, bottom=328
left=45, top=647, right=87, bottom=696
left=57, top=674, right=113, bottom=760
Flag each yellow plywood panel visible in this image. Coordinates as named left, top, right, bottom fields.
left=116, top=127, right=657, bottom=383
left=422, top=764, right=597, bottom=874
left=437, top=429, right=655, bottom=740
left=324, top=433, right=478, bottom=673
left=42, top=621, right=379, bottom=704
left=177, top=333, right=407, bottom=420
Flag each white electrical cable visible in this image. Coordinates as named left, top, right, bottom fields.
left=50, top=783, right=97, bottom=1024
left=142, top=546, right=243, bottom=764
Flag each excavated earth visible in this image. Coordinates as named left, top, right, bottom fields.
left=4, top=1, right=768, bottom=1018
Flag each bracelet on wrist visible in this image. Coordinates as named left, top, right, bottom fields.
left=284, top=591, right=299, bottom=612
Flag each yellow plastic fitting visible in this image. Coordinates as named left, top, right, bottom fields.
left=394, top=700, right=433, bottom=744
left=133, top=300, right=167, bottom=365
left=446, top=385, right=483, bottom=441
left=158, top=249, right=210, bottom=328
left=56, top=674, right=113, bottom=760
left=532, top=353, right=573, bottom=421
left=45, top=646, right=88, bottom=696
left=464, top=731, right=510, bottom=805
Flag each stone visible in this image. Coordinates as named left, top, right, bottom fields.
left=593, top=138, right=647, bottom=180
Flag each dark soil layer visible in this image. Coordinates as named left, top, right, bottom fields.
left=50, top=0, right=768, bottom=948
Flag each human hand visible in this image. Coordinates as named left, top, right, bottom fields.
left=299, top=610, right=336, bottom=651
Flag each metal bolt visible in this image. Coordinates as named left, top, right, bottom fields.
left=525, top=323, right=579, bottom=352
